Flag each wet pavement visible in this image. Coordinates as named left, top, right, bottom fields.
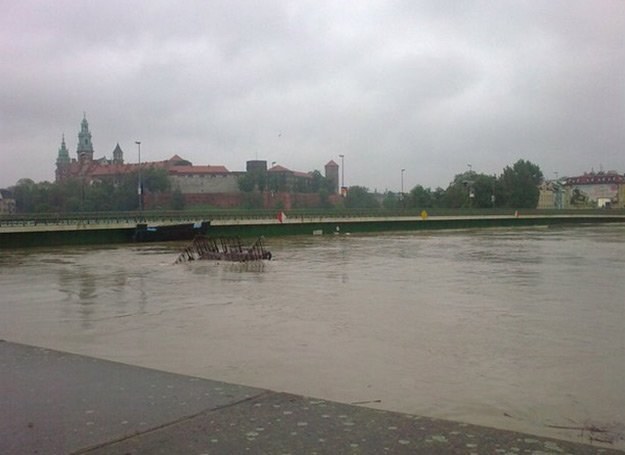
left=1, top=340, right=621, bottom=454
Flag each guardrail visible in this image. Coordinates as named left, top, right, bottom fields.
left=2, top=208, right=625, bottom=227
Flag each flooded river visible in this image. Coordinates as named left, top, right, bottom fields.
left=1, top=225, right=624, bottom=448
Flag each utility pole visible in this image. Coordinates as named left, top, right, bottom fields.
left=135, top=141, right=142, bottom=211
left=401, top=168, right=405, bottom=207
left=339, top=154, right=345, bottom=197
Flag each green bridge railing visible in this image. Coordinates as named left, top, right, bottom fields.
left=2, top=208, right=624, bottom=228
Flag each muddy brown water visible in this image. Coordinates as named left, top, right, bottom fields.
left=2, top=225, right=624, bottom=448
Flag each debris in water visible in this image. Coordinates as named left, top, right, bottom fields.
left=175, top=236, right=272, bottom=263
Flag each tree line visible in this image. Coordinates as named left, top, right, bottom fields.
left=3, top=159, right=543, bottom=213
left=345, top=159, right=543, bottom=210
left=7, top=168, right=173, bottom=213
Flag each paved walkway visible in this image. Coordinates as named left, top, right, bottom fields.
left=1, top=341, right=621, bottom=454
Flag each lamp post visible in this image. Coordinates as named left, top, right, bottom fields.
left=135, top=141, right=142, bottom=211
left=339, top=154, right=345, bottom=196
left=401, top=168, right=406, bottom=209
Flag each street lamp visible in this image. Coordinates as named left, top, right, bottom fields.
left=401, top=168, right=406, bottom=209
left=135, top=141, right=142, bottom=211
left=339, top=154, right=345, bottom=196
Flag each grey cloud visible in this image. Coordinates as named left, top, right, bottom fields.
left=1, top=0, right=624, bottom=190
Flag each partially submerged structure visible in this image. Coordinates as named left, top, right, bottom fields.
left=175, top=236, right=272, bottom=263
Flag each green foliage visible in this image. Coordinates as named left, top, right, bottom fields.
left=238, top=171, right=267, bottom=192
left=318, top=187, right=335, bottom=209
left=382, top=192, right=400, bottom=209
left=10, top=169, right=174, bottom=213
left=238, top=173, right=256, bottom=192
left=344, top=186, right=380, bottom=209
left=439, top=171, right=496, bottom=208
left=471, top=174, right=497, bottom=208
left=256, top=172, right=267, bottom=193
left=310, top=170, right=334, bottom=194
left=142, top=168, right=170, bottom=193
left=499, top=159, right=543, bottom=208
left=443, top=177, right=470, bottom=208
left=407, top=185, right=433, bottom=208
left=9, top=157, right=545, bottom=213
left=431, top=187, right=447, bottom=208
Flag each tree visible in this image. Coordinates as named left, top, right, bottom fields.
left=310, top=170, right=334, bottom=194
left=238, top=171, right=267, bottom=193
left=499, top=159, right=543, bottom=208
left=238, top=173, right=256, bottom=192
left=431, top=187, right=446, bottom=208
left=407, top=185, right=433, bottom=208
left=443, top=172, right=475, bottom=208
left=471, top=174, right=497, bottom=208
left=382, top=192, right=400, bottom=209
left=142, top=168, right=171, bottom=193
left=12, top=179, right=36, bottom=212
left=344, top=186, right=380, bottom=209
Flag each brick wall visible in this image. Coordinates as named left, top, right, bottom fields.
left=145, top=192, right=340, bottom=210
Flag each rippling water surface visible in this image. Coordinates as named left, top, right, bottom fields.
left=2, top=225, right=624, bottom=447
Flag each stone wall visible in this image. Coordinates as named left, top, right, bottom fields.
left=145, top=191, right=340, bottom=210
left=170, top=174, right=240, bottom=194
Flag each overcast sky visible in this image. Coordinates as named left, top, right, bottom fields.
left=1, top=0, right=624, bottom=191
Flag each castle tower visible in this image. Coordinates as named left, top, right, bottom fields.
left=55, top=134, right=70, bottom=182
left=325, top=160, right=339, bottom=194
left=112, top=143, right=124, bottom=164
left=246, top=160, right=267, bottom=173
left=77, top=113, right=94, bottom=164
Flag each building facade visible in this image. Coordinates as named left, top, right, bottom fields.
left=563, top=171, right=625, bottom=209
left=55, top=115, right=236, bottom=194
left=538, top=171, right=625, bottom=209
left=0, top=189, right=16, bottom=214
left=54, top=115, right=341, bottom=209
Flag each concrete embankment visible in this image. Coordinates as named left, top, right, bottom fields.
left=2, top=211, right=625, bottom=248
left=2, top=341, right=621, bottom=454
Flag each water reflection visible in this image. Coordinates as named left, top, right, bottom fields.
left=57, top=263, right=148, bottom=328
left=58, top=268, right=97, bottom=328
left=188, top=260, right=267, bottom=282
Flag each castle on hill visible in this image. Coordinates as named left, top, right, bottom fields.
left=55, top=115, right=340, bottom=209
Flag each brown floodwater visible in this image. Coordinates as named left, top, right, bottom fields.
left=1, top=225, right=624, bottom=448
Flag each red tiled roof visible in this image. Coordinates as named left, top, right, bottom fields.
left=565, top=173, right=625, bottom=185
left=268, top=165, right=312, bottom=178
left=268, top=165, right=291, bottom=172
left=167, top=165, right=230, bottom=174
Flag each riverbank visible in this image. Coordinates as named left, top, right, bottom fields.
left=2, top=341, right=621, bottom=454
left=2, top=210, right=625, bottom=247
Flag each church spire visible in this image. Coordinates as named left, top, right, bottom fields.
left=77, top=113, right=94, bottom=164
left=55, top=134, right=70, bottom=182
left=112, top=143, right=124, bottom=164
left=56, top=134, right=70, bottom=165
